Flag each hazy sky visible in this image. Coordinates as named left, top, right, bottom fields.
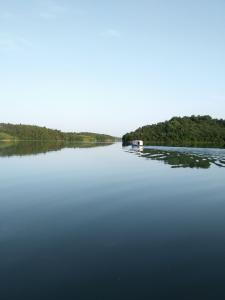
left=1, top=0, right=225, bottom=136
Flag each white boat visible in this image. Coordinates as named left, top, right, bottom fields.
left=131, top=140, right=144, bottom=147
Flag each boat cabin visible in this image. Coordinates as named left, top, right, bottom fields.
left=131, top=140, right=144, bottom=147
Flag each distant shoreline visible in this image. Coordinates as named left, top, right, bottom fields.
left=0, top=123, right=120, bottom=143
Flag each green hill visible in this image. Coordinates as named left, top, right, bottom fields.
left=0, top=123, right=118, bottom=143
left=0, top=132, right=13, bottom=140
left=122, top=116, right=225, bottom=148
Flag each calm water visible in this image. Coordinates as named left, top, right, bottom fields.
left=1, top=142, right=225, bottom=299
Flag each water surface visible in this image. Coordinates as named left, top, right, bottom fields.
left=1, top=142, right=225, bottom=299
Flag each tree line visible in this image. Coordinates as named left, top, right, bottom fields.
left=0, top=123, right=117, bottom=142
left=122, top=116, right=225, bottom=148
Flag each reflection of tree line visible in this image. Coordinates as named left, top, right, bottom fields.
left=129, top=148, right=225, bottom=169
left=0, top=141, right=113, bottom=157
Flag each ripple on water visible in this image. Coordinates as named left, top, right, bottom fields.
left=126, top=146, right=225, bottom=169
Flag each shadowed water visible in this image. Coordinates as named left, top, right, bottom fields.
left=0, top=141, right=113, bottom=157
left=1, top=142, right=225, bottom=299
left=127, top=145, right=225, bottom=169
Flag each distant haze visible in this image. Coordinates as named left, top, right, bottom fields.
left=1, top=0, right=225, bottom=136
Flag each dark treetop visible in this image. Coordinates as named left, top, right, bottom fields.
left=122, top=115, right=225, bottom=148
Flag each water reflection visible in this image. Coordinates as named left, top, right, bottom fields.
left=0, top=141, right=114, bottom=157
left=126, top=145, right=225, bottom=169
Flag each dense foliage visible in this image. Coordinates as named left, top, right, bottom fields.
left=123, top=116, right=225, bottom=148
left=0, top=123, right=117, bottom=142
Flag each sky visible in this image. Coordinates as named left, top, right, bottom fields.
left=1, top=0, right=225, bottom=136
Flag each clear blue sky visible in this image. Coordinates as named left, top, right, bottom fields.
left=1, top=0, right=225, bottom=136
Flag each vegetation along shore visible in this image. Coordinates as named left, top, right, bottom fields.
left=123, top=116, right=225, bottom=148
left=0, top=123, right=119, bottom=143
